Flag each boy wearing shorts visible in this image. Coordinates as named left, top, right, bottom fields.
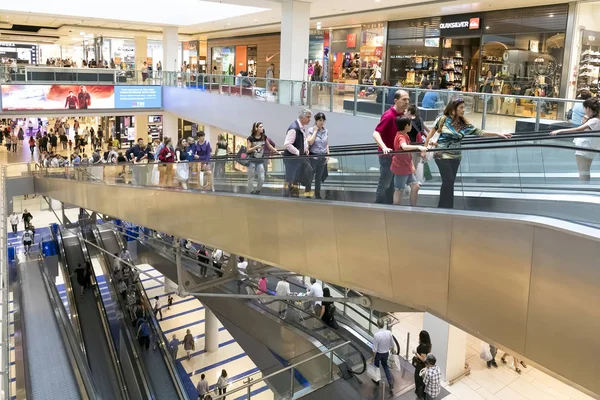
left=391, top=116, right=428, bottom=206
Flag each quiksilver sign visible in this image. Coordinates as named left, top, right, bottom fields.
left=440, top=21, right=469, bottom=29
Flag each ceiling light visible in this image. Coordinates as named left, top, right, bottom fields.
left=485, top=26, right=490, bottom=30
left=227, top=22, right=231, bottom=26
left=375, top=0, right=381, bottom=3
left=549, top=14, right=554, bottom=17
left=316, top=21, right=321, bottom=29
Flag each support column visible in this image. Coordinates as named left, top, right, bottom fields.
left=134, top=115, right=148, bottom=142
left=134, top=36, right=148, bottom=83
left=162, top=112, right=179, bottom=140
left=279, top=0, right=310, bottom=104
left=423, top=313, right=467, bottom=382
left=163, top=27, right=179, bottom=81
left=204, top=307, right=219, bottom=353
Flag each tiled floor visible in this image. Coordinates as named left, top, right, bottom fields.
left=137, top=263, right=275, bottom=400
left=392, top=312, right=594, bottom=400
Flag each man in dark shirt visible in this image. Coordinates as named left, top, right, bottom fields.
left=22, top=209, right=33, bottom=229
left=129, top=138, right=148, bottom=185
left=65, top=91, right=78, bottom=109
left=40, top=134, right=49, bottom=153
left=50, top=133, right=58, bottom=152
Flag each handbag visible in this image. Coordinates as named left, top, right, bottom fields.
left=480, top=343, right=492, bottom=362
left=237, top=145, right=250, bottom=166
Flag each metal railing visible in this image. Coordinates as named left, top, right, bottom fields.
left=1, top=166, right=9, bottom=399
left=211, top=340, right=351, bottom=400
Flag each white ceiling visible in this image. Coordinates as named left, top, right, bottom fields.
left=0, top=0, right=573, bottom=44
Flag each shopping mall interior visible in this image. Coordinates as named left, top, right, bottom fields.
left=0, top=0, right=599, bottom=400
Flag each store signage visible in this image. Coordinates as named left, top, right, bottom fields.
left=440, top=14, right=482, bottom=35
left=346, top=34, right=357, bottom=48
left=1, top=84, right=162, bottom=111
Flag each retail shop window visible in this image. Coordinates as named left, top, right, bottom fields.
left=387, top=38, right=439, bottom=87
left=475, top=32, right=563, bottom=119
left=440, top=37, right=480, bottom=92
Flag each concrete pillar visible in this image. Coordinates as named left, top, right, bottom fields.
left=205, top=307, right=219, bottom=352
left=163, top=27, right=179, bottom=72
left=134, top=115, right=148, bottom=142
left=162, top=112, right=178, bottom=141
left=423, top=313, right=467, bottom=382
left=134, top=36, right=148, bottom=83
left=279, top=0, right=310, bottom=104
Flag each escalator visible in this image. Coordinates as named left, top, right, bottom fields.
left=13, top=255, right=98, bottom=399
left=91, top=224, right=189, bottom=400
left=58, top=226, right=128, bottom=400
left=34, top=139, right=600, bottom=397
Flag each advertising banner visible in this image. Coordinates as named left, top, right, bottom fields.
left=1, top=84, right=162, bottom=111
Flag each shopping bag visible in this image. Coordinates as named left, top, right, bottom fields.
left=367, top=362, right=381, bottom=382
left=415, top=161, right=425, bottom=184
left=176, top=163, right=189, bottom=181
left=151, top=165, right=160, bottom=185
left=480, top=343, right=492, bottom=362
left=423, top=162, right=433, bottom=181
left=389, top=354, right=402, bottom=372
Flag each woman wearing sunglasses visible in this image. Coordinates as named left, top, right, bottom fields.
left=425, top=99, right=512, bottom=209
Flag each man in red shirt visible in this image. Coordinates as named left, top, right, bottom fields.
left=372, top=89, right=410, bottom=204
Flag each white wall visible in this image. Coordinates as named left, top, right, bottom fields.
left=162, top=86, right=379, bottom=146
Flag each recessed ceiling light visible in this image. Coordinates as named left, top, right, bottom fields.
left=375, top=0, right=381, bottom=3
left=549, top=14, right=554, bottom=17
left=253, top=18, right=258, bottom=22
left=485, top=26, right=490, bottom=29
left=227, top=22, right=231, bottom=25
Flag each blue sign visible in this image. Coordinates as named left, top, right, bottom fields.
left=114, top=85, right=162, bottom=109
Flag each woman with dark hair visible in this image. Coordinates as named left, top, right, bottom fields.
left=158, top=137, right=175, bottom=187
left=307, top=113, right=329, bottom=199
left=425, top=99, right=512, bottom=208
left=214, top=134, right=228, bottom=179
left=551, top=97, right=600, bottom=182
left=412, top=330, right=432, bottom=399
left=247, top=122, right=278, bottom=194
left=319, top=287, right=338, bottom=329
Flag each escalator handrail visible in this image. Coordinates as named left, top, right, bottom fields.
left=36, top=255, right=100, bottom=399
left=90, top=225, right=157, bottom=400
left=109, top=227, right=191, bottom=400
left=53, top=227, right=86, bottom=354
left=75, top=228, right=130, bottom=400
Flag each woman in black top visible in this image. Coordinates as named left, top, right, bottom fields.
left=319, top=288, right=338, bottom=329
left=247, top=122, right=278, bottom=195
left=214, top=134, right=228, bottom=179
left=413, top=330, right=432, bottom=399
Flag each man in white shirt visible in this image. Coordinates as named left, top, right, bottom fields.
left=152, top=295, right=163, bottom=320
left=275, top=278, right=291, bottom=319
left=9, top=212, right=18, bottom=234
left=196, top=373, right=209, bottom=399
left=22, top=228, right=34, bottom=255
left=237, top=256, right=249, bottom=294
left=212, top=248, right=224, bottom=277
left=372, top=319, right=394, bottom=392
left=120, top=247, right=131, bottom=263
left=306, top=278, right=323, bottom=315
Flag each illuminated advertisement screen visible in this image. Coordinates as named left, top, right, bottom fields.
left=1, top=84, right=162, bottom=111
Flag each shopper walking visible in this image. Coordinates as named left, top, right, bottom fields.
left=373, top=90, right=410, bottom=204
left=551, top=98, right=600, bottom=182
left=413, top=330, right=432, bottom=399
left=183, top=329, right=195, bottom=360
left=22, top=227, right=34, bottom=255
left=307, top=113, right=329, bottom=199
left=136, top=318, right=151, bottom=350
left=71, top=263, right=87, bottom=297
left=283, top=109, right=312, bottom=197
left=422, top=354, right=442, bottom=400
left=247, top=122, right=277, bottom=194
left=9, top=212, right=18, bottom=234
left=28, top=136, right=35, bottom=158
left=152, top=295, right=163, bottom=321
left=501, top=352, right=526, bottom=374
left=197, top=374, right=209, bottom=400
left=217, top=369, right=229, bottom=398
left=169, top=334, right=180, bottom=360
left=22, top=209, right=33, bottom=229
left=319, top=287, right=338, bottom=329
left=275, top=277, right=291, bottom=319
left=425, top=99, right=512, bottom=208
left=372, top=319, right=394, bottom=393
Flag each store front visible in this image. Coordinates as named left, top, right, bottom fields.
left=329, top=24, right=385, bottom=89
left=0, top=42, right=38, bottom=66
left=386, top=3, right=569, bottom=111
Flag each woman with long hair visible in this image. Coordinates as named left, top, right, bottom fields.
left=425, top=99, right=512, bottom=208
left=551, top=98, right=600, bottom=182
left=214, top=134, right=228, bottom=179
left=158, top=137, right=175, bottom=187
left=412, top=330, right=432, bottom=399
left=247, top=122, right=278, bottom=194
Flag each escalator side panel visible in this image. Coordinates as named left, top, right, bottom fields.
left=61, top=232, right=124, bottom=400
left=17, top=260, right=80, bottom=400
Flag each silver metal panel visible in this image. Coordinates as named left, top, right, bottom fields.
left=33, top=177, right=600, bottom=397
left=448, top=218, right=534, bottom=355
left=333, top=206, right=394, bottom=299
left=385, top=211, right=452, bottom=317
left=528, top=227, right=600, bottom=395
